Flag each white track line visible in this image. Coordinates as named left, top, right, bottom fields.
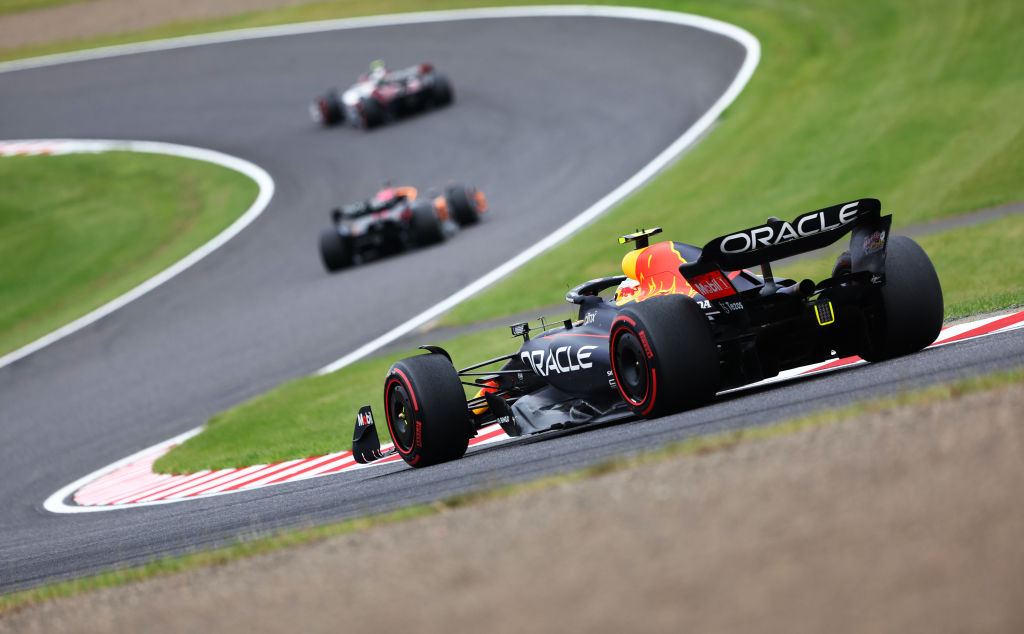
left=32, top=6, right=759, bottom=513
left=48, top=309, right=1024, bottom=511
left=0, top=139, right=275, bottom=370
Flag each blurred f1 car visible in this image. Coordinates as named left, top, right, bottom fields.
left=318, top=183, right=486, bottom=271
left=352, top=198, right=944, bottom=467
left=310, top=60, right=453, bottom=129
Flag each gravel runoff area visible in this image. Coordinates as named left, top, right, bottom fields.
left=4, top=382, right=1023, bottom=633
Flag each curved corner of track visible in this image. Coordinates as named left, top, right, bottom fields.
left=22, top=6, right=762, bottom=515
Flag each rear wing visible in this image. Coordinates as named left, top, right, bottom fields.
left=680, top=198, right=891, bottom=279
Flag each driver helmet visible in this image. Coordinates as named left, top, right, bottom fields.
left=368, top=59, right=387, bottom=82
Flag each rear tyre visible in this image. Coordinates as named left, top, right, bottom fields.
left=445, top=184, right=481, bottom=226
left=429, top=73, right=453, bottom=106
left=860, top=236, right=943, bottom=361
left=319, top=228, right=353, bottom=272
left=384, top=353, right=470, bottom=468
left=410, top=200, right=444, bottom=246
left=610, top=295, right=719, bottom=418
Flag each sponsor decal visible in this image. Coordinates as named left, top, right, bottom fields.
left=719, top=202, right=860, bottom=254
left=689, top=271, right=736, bottom=300
left=698, top=299, right=712, bottom=310
left=863, top=230, right=886, bottom=255
left=583, top=310, right=597, bottom=326
left=495, top=414, right=511, bottom=426
left=415, top=421, right=422, bottom=448
left=520, top=345, right=598, bottom=377
left=639, top=331, right=654, bottom=359
left=607, top=370, right=617, bottom=389
left=357, top=409, right=374, bottom=427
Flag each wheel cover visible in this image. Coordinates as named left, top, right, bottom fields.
left=613, top=330, right=650, bottom=405
left=386, top=383, right=415, bottom=452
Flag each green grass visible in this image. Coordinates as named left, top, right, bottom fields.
left=8, top=367, right=1023, bottom=613
left=156, top=208, right=1024, bottom=474
left=0, top=153, right=258, bottom=357
left=153, top=0, right=1024, bottom=473
left=776, top=214, right=1024, bottom=320
left=442, top=0, right=1024, bottom=326
left=155, top=328, right=520, bottom=473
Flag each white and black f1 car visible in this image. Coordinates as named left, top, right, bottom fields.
left=352, top=199, right=944, bottom=468
left=319, top=184, right=487, bottom=271
left=310, top=61, right=453, bottom=129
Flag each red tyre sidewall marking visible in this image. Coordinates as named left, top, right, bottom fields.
left=610, top=321, right=652, bottom=409
left=384, top=376, right=415, bottom=457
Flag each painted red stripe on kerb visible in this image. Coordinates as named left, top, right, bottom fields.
left=71, top=310, right=1024, bottom=506
left=221, top=456, right=324, bottom=492
left=938, top=311, right=1024, bottom=346
left=172, top=464, right=268, bottom=499
left=74, top=460, right=157, bottom=503
left=136, top=469, right=239, bottom=502
left=802, top=355, right=861, bottom=374
left=181, top=463, right=293, bottom=497
left=96, top=473, right=181, bottom=506
left=115, top=471, right=215, bottom=505
left=263, top=452, right=354, bottom=485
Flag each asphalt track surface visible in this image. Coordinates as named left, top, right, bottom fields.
left=0, top=13, right=1020, bottom=593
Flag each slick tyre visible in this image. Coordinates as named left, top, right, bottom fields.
left=610, top=295, right=719, bottom=418
left=429, top=73, right=453, bottom=106
left=410, top=200, right=445, bottom=246
left=445, top=184, right=481, bottom=226
left=358, top=96, right=385, bottom=129
left=860, top=236, right=943, bottom=361
left=315, top=92, right=344, bottom=126
left=319, top=229, right=353, bottom=272
left=384, top=353, right=470, bottom=468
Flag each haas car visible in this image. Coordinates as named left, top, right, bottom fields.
left=318, top=183, right=487, bottom=271
left=310, top=61, right=453, bottom=129
left=352, top=199, right=944, bottom=468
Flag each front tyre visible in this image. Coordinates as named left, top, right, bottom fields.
left=312, top=92, right=344, bottom=126
left=860, top=236, right=943, bottom=361
left=410, top=200, right=445, bottom=246
left=610, top=295, right=719, bottom=418
left=319, top=228, right=353, bottom=272
left=384, top=354, right=470, bottom=468
left=445, top=184, right=482, bottom=226
left=358, top=96, right=385, bottom=129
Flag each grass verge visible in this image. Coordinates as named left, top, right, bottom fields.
left=0, top=152, right=258, bottom=357
left=441, top=0, right=1024, bottom=325
left=152, top=0, right=1024, bottom=472
left=157, top=211, right=1024, bottom=474
left=8, top=367, right=1023, bottom=613
left=776, top=213, right=1024, bottom=320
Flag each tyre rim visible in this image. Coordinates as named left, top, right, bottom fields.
left=613, top=330, right=649, bottom=404
left=387, top=383, right=415, bottom=452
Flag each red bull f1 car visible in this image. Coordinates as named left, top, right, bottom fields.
left=319, top=183, right=487, bottom=271
left=352, top=198, right=944, bottom=467
left=310, top=61, right=453, bottom=129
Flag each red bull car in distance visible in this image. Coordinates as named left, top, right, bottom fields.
left=310, top=61, right=453, bottom=129
left=352, top=198, right=944, bottom=468
left=318, top=183, right=487, bottom=271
